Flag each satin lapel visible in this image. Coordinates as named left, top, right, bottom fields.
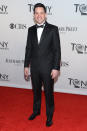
left=39, top=22, right=49, bottom=45
left=33, top=26, right=38, bottom=45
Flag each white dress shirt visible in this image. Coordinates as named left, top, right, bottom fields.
left=37, top=21, right=45, bottom=43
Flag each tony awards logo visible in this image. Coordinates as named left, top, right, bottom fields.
left=0, top=5, right=8, bottom=14
left=68, top=78, right=87, bottom=89
left=0, top=41, right=8, bottom=50
left=27, top=4, right=52, bottom=15
left=74, top=4, right=87, bottom=15
left=71, top=43, right=87, bottom=54
left=0, top=73, right=9, bottom=81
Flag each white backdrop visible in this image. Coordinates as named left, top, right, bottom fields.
left=0, top=0, right=87, bottom=95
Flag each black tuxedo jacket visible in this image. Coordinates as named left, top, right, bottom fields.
left=24, top=22, right=61, bottom=72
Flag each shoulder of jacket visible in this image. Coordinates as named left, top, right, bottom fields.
left=47, top=22, right=58, bottom=30
left=28, top=25, right=36, bottom=31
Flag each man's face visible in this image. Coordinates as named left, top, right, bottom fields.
left=34, top=7, right=46, bottom=24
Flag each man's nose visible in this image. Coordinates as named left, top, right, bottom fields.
left=38, top=14, right=41, bottom=17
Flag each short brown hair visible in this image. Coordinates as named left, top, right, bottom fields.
left=33, top=3, right=46, bottom=13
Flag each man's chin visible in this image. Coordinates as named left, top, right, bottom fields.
left=36, top=20, right=45, bottom=24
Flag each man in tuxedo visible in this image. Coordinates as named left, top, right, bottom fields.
left=24, top=3, right=61, bottom=127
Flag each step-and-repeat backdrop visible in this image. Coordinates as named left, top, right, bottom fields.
left=0, top=0, right=87, bottom=95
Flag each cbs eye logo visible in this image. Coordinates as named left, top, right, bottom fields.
left=9, top=23, right=27, bottom=29
left=9, top=23, right=15, bottom=29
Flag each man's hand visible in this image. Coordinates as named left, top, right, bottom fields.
left=24, top=67, right=29, bottom=81
left=51, top=69, right=60, bottom=79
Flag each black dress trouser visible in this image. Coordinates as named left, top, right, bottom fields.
left=31, top=66, right=54, bottom=120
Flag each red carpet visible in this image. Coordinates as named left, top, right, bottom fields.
left=0, top=86, right=87, bottom=131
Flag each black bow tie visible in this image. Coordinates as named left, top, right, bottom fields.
left=36, top=24, right=44, bottom=28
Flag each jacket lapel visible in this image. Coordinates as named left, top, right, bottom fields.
left=33, top=22, right=50, bottom=46
left=39, top=22, right=49, bottom=45
left=33, top=25, right=38, bottom=45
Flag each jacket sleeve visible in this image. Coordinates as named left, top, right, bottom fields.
left=24, top=28, right=32, bottom=68
left=52, top=26, right=61, bottom=70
